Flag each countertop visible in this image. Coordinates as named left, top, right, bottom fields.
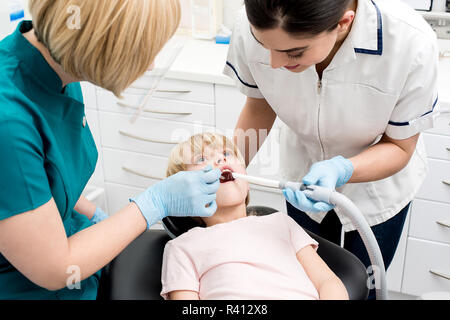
left=165, top=38, right=450, bottom=107
left=165, top=38, right=234, bottom=86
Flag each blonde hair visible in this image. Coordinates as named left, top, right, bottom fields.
left=29, top=0, right=181, bottom=97
left=167, top=133, right=250, bottom=206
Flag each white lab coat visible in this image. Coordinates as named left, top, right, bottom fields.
left=224, top=0, right=440, bottom=232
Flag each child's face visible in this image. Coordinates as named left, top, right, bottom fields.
left=186, top=145, right=249, bottom=208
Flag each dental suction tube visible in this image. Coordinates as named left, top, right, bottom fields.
left=303, top=185, right=388, bottom=301
left=231, top=173, right=281, bottom=189
left=233, top=173, right=388, bottom=300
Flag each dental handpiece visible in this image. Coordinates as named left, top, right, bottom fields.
left=232, top=173, right=306, bottom=191
left=231, top=173, right=330, bottom=204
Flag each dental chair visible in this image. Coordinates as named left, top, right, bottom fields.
left=97, top=206, right=369, bottom=300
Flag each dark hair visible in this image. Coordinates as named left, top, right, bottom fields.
left=244, top=0, right=353, bottom=36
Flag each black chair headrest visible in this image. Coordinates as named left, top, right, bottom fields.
left=162, top=206, right=279, bottom=239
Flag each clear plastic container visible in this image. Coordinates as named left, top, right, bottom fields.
left=9, top=0, right=25, bottom=30
left=190, top=0, right=223, bottom=39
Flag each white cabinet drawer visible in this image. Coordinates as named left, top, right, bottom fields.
left=423, top=133, right=450, bottom=161
left=85, top=109, right=105, bottom=188
left=98, top=111, right=215, bottom=157
left=97, top=90, right=215, bottom=126
left=416, top=158, right=450, bottom=204
left=85, top=109, right=101, bottom=144
left=248, top=186, right=286, bottom=213
left=402, top=238, right=450, bottom=296
left=103, top=148, right=168, bottom=189
left=386, top=210, right=410, bottom=293
left=83, top=185, right=107, bottom=213
left=105, top=182, right=145, bottom=217
left=426, top=115, right=450, bottom=136
left=105, top=182, right=163, bottom=230
left=124, top=77, right=215, bottom=105
left=80, top=82, right=97, bottom=110
left=215, top=84, right=246, bottom=133
left=409, top=199, right=450, bottom=245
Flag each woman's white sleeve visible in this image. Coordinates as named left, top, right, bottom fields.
left=223, top=11, right=264, bottom=99
left=386, top=39, right=440, bottom=140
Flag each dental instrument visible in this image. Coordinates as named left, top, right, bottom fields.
left=231, top=173, right=281, bottom=189
left=232, top=172, right=388, bottom=300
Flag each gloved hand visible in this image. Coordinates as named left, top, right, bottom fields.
left=283, top=156, right=354, bottom=213
left=130, top=165, right=221, bottom=229
left=90, top=207, right=109, bottom=225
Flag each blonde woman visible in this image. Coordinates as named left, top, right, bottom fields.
left=0, top=0, right=222, bottom=299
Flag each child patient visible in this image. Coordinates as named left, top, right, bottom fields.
left=160, top=133, right=349, bottom=300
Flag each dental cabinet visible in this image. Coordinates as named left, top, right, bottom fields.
left=81, top=38, right=450, bottom=298
left=401, top=39, right=450, bottom=297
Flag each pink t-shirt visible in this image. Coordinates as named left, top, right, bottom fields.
left=160, top=212, right=319, bottom=300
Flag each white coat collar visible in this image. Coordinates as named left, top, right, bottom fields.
left=351, top=0, right=383, bottom=55
left=328, top=0, right=383, bottom=70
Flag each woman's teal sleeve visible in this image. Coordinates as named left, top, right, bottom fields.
left=0, top=118, right=52, bottom=220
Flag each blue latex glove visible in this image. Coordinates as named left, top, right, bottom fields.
left=283, top=156, right=354, bottom=213
left=90, top=207, right=109, bottom=225
left=130, top=165, right=221, bottom=229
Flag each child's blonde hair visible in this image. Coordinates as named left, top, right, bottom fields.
left=167, top=133, right=250, bottom=206
left=29, top=0, right=181, bottom=97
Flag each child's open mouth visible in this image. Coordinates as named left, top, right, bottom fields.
left=220, top=168, right=235, bottom=183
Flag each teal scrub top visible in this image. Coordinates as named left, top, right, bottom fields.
left=0, top=21, right=101, bottom=300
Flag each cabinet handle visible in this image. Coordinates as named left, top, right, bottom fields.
left=443, top=180, right=450, bottom=186
left=117, top=101, right=193, bottom=115
left=429, top=269, right=450, bottom=280
left=144, top=109, right=193, bottom=116
left=118, top=101, right=138, bottom=109
left=85, top=188, right=104, bottom=202
left=119, top=129, right=178, bottom=145
left=122, top=166, right=163, bottom=181
left=447, top=147, right=450, bottom=151
left=436, top=220, right=450, bottom=228
left=129, top=85, right=191, bottom=93
left=156, top=89, right=192, bottom=94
